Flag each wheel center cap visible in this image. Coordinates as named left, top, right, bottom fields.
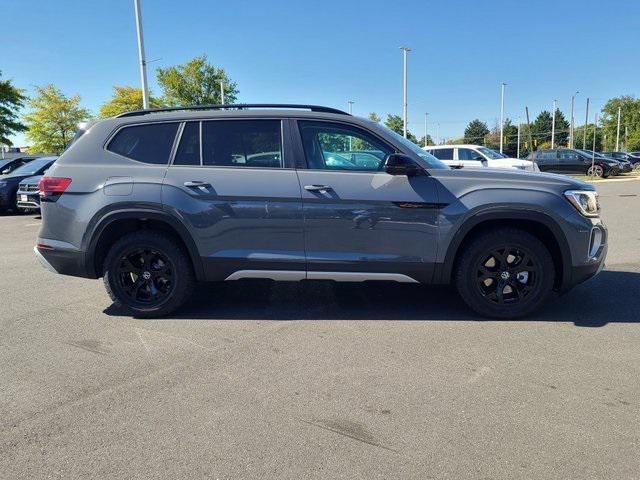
left=142, top=271, right=151, bottom=280
left=500, top=271, right=510, bottom=280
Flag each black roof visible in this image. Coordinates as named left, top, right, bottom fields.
left=117, top=103, right=349, bottom=118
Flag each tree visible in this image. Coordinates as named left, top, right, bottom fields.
left=156, top=55, right=238, bottom=106
left=502, top=119, right=519, bottom=157
left=463, top=119, right=489, bottom=144
left=99, top=86, right=161, bottom=117
left=531, top=110, right=553, bottom=147
left=418, top=134, right=435, bottom=147
left=573, top=124, right=603, bottom=151
left=0, top=71, right=27, bottom=147
left=23, top=85, right=90, bottom=154
left=384, top=114, right=418, bottom=143
left=368, top=112, right=381, bottom=122
left=599, top=95, right=640, bottom=151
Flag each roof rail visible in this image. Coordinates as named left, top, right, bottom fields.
left=116, top=103, right=349, bottom=118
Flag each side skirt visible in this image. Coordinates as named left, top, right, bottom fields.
left=224, top=270, right=419, bottom=283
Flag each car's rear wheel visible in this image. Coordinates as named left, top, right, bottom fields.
left=103, top=231, right=195, bottom=318
left=454, top=227, right=555, bottom=319
left=587, top=164, right=605, bottom=178
left=633, top=162, right=640, bottom=173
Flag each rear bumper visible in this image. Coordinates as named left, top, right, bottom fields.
left=17, top=191, right=40, bottom=210
left=34, top=243, right=94, bottom=278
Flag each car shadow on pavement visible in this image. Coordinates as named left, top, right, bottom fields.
left=103, top=269, right=640, bottom=327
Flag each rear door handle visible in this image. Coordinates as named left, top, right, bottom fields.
left=304, top=184, right=333, bottom=192
left=184, top=180, right=211, bottom=188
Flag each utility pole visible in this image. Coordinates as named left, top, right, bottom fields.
left=133, top=0, right=150, bottom=109
left=218, top=80, right=225, bottom=105
left=625, top=125, right=628, bottom=151
left=551, top=99, right=557, bottom=149
left=436, top=123, right=440, bottom=145
left=569, top=91, right=578, bottom=148
left=499, top=82, right=506, bottom=153
left=591, top=113, right=598, bottom=177
left=347, top=101, right=354, bottom=115
left=517, top=119, right=521, bottom=158
left=347, top=101, right=354, bottom=150
left=400, top=46, right=411, bottom=138
left=424, top=112, right=429, bottom=147
left=525, top=106, right=534, bottom=153
left=616, top=106, right=621, bottom=151
left=583, top=97, right=589, bottom=149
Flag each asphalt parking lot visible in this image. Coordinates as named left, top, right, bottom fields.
left=1, top=180, right=639, bottom=479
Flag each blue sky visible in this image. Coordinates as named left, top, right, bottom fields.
left=3, top=0, right=639, bottom=146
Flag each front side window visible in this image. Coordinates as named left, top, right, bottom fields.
left=107, top=123, right=179, bottom=164
left=458, top=148, right=484, bottom=161
left=202, top=120, right=282, bottom=168
left=539, top=150, right=557, bottom=160
left=298, top=121, right=393, bottom=171
left=559, top=151, right=579, bottom=160
left=431, top=148, right=454, bottom=160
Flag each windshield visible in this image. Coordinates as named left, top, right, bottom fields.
left=11, top=157, right=55, bottom=176
left=378, top=126, right=449, bottom=169
left=478, top=147, right=505, bottom=159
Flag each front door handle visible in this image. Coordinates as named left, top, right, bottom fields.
left=304, top=184, right=333, bottom=192
left=184, top=180, right=211, bottom=188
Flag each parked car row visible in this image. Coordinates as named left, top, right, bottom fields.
left=527, top=149, right=636, bottom=178
left=424, top=145, right=539, bottom=171
left=0, top=156, right=57, bottom=213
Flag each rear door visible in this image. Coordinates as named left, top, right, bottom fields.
left=162, top=118, right=305, bottom=281
left=431, top=147, right=458, bottom=168
left=535, top=150, right=558, bottom=172
left=293, top=120, right=439, bottom=283
left=557, top=150, right=583, bottom=174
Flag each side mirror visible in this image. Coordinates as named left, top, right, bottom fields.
left=384, top=154, right=423, bottom=176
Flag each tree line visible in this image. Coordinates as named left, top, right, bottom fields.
left=1, top=56, right=639, bottom=156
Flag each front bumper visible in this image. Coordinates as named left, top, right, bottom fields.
left=17, top=190, right=40, bottom=210
left=563, top=221, right=607, bottom=291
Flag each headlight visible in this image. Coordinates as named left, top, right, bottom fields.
left=564, top=190, right=600, bottom=217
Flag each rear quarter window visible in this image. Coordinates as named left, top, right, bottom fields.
left=107, top=123, right=179, bottom=164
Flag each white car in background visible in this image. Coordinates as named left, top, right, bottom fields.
left=424, top=144, right=539, bottom=172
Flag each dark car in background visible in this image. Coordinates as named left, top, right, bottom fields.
left=527, top=148, right=619, bottom=177
left=578, top=150, right=632, bottom=174
left=603, top=151, right=640, bottom=172
left=0, top=156, right=57, bottom=213
left=16, top=175, right=44, bottom=212
left=0, top=156, right=43, bottom=176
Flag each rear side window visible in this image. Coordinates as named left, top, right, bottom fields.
left=432, top=148, right=453, bottom=160
left=202, top=120, right=282, bottom=168
left=107, top=123, right=179, bottom=164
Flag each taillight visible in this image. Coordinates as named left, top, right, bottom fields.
left=39, top=177, right=72, bottom=197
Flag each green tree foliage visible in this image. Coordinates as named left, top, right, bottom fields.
left=0, top=71, right=27, bottom=147
left=384, top=114, right=418, bottom=143
left=23, top=85, right=89, bottom=154
left=99, top=86, right=161, bottom=118
left=531, top=110, right=569, bottom=147
left=418, top=134, right=435, bottom=147
left=573, top=124, right=603, bottom=151
left=368, top=112, right=381, bottom=122
left=502, top=119, right=519, bottom=157
left=156, top=55, right=238, bottom=106
left=463, top=119, right=489, bottom=144
left=599, top=95, right=640, bottom=151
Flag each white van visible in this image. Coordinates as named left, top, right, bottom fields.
left=425, top=145, right=538, bottom=172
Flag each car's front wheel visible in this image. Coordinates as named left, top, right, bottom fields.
left=103, top=231, right=195, bottom=318
left=587, top=164, right=605, bottom=178
left=454, top=227, right=555, bottom=319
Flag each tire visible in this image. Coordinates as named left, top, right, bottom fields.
left=633, top=162, right=640, bottom=173
left=103, top=230, right=195, bottom=318
left=586, top=164, right=604, bottom=178
left=454, top=227, right=555, bottom=319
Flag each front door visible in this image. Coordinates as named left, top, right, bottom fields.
left=558, top=150, right=583, bottom=174
left=162, top=119, right=305, bottom=281
left=293, top=120, right=439, bottom=283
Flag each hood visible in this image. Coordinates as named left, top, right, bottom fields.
left=432, top=165, right=593, bottom=192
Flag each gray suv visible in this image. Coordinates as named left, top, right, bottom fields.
left=34, top=104, right=607, bottom=319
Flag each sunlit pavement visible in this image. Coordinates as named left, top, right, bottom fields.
left=0, top=180, right=638, bottom=479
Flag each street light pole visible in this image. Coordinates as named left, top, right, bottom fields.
left=500, top=82, right=506, bottom=153
left=436, top=123, right=440, bottom=145
left=400, top=46, right=411, bottom=138
left=551, top=99, right=557, bottom=149
left=616, top=106, right=621, bottom=151
left=424, top=112, right=429, bottom=147
left=218, top=80, right=225, bottom=105
left=583, top=97, right=589, bottom=149
left=569, top=91, right=578, bottom=148
left=347, top=101, right=354, bottom=115
left=133, top=0, right=150, bottom=109
left=517, top=119, right=521, bottom=158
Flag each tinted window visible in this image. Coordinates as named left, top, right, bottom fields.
left=458, top=148, right=483, bottom=161
left=431, top=148, right=454, bottom=160
left=202, top=120, right=282, bottom=168
left=174, top=122, right=200, bottom=166
left=11, top=157, right=56, bottom=176
left=108, top=123, right=179, bottom=164
left=298, top=121, right=393, bottom=171
left=559, top=151, right=579, bottom=160
left=539, top=150, right=557, bottom=160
